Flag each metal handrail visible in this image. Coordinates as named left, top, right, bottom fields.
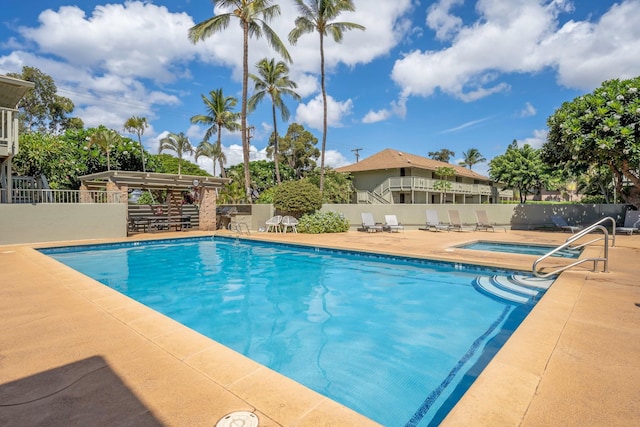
left=533, top=216, right=616, bottom=278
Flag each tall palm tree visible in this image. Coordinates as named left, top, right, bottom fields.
left=190, top=89, right=241, bottom=179
left=158, top=132, right=193, bottom=175
left=87, top=128, right=121, bottom=171
left=123, top=115, right=149, bottom=172
left=249, top=58, right=301, bottom=184
left=195, top=140, right=227, bottom=176
left=459, top=148, right=487, bottom=170
left=289, top=0, right=365, bottom=193
left=189, top=0, right=292, bottom=203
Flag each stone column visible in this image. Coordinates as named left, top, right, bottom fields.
left=199, top=187, right=217, bottom=231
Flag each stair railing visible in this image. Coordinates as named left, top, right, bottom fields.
left=533, top=216, right=616, bottom=278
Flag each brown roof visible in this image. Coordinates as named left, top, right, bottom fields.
left=336, top=148, right=491, bottom=181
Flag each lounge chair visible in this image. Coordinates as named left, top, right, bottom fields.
left=616, top=210, right=640, bottom=235
left=281, top=215, right=299, bottom=233
left=475, top=210, right=506, bottom=232
left=421, top=210, right=450, bottom=231
left=265, top=215, right=282, bottom=232
left=448, top=210, right=474, bottom=232
left=360, top=212, right=383, bottom=232
left=551, top=215, right=583, bottom=233
left=383, top=215, right=404, bottom=232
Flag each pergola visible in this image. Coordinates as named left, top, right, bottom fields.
left=79, top=170, right=230, bottom=231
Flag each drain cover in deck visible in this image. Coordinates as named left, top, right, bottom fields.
left=215, top=411, right=259, bottom=427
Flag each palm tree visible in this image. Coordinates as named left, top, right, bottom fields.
left=195, top=140, right=227, bottom=176
left=289, top=0, right=365, bottom=193
left=459, top=148, right=487, bottom=170
left=87, top=128, right=121, bottom=171
left=123, top=115, right=149, bottom=172
left=189, top=0, right=292, bottom=203
left=190, top=88, right=241, bottom=179
left=249, top=58, right=301, bottom=184
left=428, top=148, right=456, bottom=163
left=158, top=132, right=193, bottom=175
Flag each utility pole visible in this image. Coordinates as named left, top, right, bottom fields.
left=352, top=147, right=363, bottom=163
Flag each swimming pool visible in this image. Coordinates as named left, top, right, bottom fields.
left=457, top=241, right=582, bottom=258
left=41, top=237, right=549, bottom=426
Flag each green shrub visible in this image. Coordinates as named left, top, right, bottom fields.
left=297, top=211, right=350, bottom=234
left=580, top=195, right=607, bottom=204
left=273, top=179, right=322, bottom=217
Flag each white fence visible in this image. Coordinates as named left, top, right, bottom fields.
left=0, top=189, right=122, bottom=204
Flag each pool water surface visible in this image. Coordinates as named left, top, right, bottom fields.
left=42, top=237, right=545, bottom=426
left=457, top=241, right=582, bottom=258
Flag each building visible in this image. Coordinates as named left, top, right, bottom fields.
left=0, top=74, right=35, bottom=202
left=336, top=148, right=513, bottom=204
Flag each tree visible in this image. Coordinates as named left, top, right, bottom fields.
left=273, top=178, right=322, bottom=217
left=87, top=127, right=122, bottom=171
left=189, top=0, right=292, bottom=203
left=150, top=153, right=208, bottom=176
left=490, top=140, right=552, bottom=203
left=195, top=140, right=226, bottom=176
left=123, top=115, right=149, bottom=172
left=433, top=166, right=455, bottom=203
left=190, top=88, right=240, bottom=178
left=307, top=167, right=352, bottom=203
left=459, top=148, right=486, bottom=170
left=270, top=123, right=320, bottom=179
left=249, top=58, right=301, bottom=184
left=289, top=0, right=365, bottom=193
left=158, top=132, right=194, bottom=175
left=226, top=160, right=295, bottom=197
left=8, top=66, right=80, bottom=134
left=428, top=148, right=455, bottom=163
left=543, top=76, right=640, bottom=208
left=13, top=132, right=78, bottom=189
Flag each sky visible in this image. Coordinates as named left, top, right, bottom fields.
left=1, top=0, right=639, bottom=178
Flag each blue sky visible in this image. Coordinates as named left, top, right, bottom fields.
left=2, top=0, right=639, bottom=177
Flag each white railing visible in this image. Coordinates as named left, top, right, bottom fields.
left=0, top=108, right=18, bottom=157
left=0, top=189, right=122, bottom=204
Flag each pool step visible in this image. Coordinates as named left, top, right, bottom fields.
left=510, top=274, right=555, bottom=290
left=473, top=275, right=549, bottom=304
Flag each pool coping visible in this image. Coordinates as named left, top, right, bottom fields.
left=2, top=229, right=639, bottom=426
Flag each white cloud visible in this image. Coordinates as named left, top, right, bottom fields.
left=391, top=0, right=640, bottom=101
left=518, top=102, right=537, bottom=117
left=521, top=128, right=548, bottom=148
left=324, top=150, right=351, bottom=168
left=441, top=116, right=493, bottom=134
left=362, top=96, right=407, bottom=124
left=295, top=94, right=354, bottom=131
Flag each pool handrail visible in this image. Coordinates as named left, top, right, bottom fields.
left=533, top=216, right=616, bottom=278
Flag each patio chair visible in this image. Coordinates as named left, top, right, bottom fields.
left=475, top=210, right=506, bottom=232
left=420, top=210, right=450, bottom=231
left=265, top=215, right=282, bottom=232
left=281, top=215, right=299, bottom=233
left=360, top=212, right=383, bottom=232
left=448, top=210, right=474, bottom=232
left=551, top=215, right=583, bottom=233
left=383, top=215, right=404, bottom=232
left=616, top=210, right=640, bottom=235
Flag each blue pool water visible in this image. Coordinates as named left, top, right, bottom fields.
left=458, top=241, right=582, bottom=258
left=41, top=237, right=543, bottom=426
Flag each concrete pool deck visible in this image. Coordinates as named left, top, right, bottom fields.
left=1, top=229, right=639, bottom=426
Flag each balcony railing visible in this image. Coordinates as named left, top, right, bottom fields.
left=372, top=176, right=513, bottom=199
left=0, top=107, right=19, bottom=157
left=0, top=189, right=122, bottom=204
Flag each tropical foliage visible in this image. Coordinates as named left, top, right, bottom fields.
left=249, top=57, right=300, bottom=184
left=273, top=178, right=323, bottom=217
left=297, top=210, right=349, bottom=233
left=123, top=115, right=149, bottom=172
left=433, top=166, right=455, bottom=203
left=158, top=132, right=194, bottom=174
left=268, top=123, right=320, bottom=179
left=543, top=76, right=640, bottom=208
left=428, top=148, right=455, bottom=163
left=289, top=0, right=365, bottom=193
left=189, top=0, right=292, bottom=203
left=190, top=88, right=240, bottom=178
left=459, top=148, right=486, bottom=170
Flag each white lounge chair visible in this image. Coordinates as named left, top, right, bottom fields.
left=360, top=212, right=383, bottom=232
left=265, top=215, right=282, bottom=232
left=616, top=210, right=640, bottom=235
left=448, top=210, right=474, bottom=232
left=281, top=215, right=299, bottom=233
left=383, top=215, right=404, bottom=232
left=475, top=210, right=506, bottom=232
left=421, top=210, right=450, bottom=231
left=551, top=215, right=583, bottom=233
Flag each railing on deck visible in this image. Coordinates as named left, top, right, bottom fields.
left=0, top=189, right=121, bottom=204
left=1, top=108, right=19, bottom=157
